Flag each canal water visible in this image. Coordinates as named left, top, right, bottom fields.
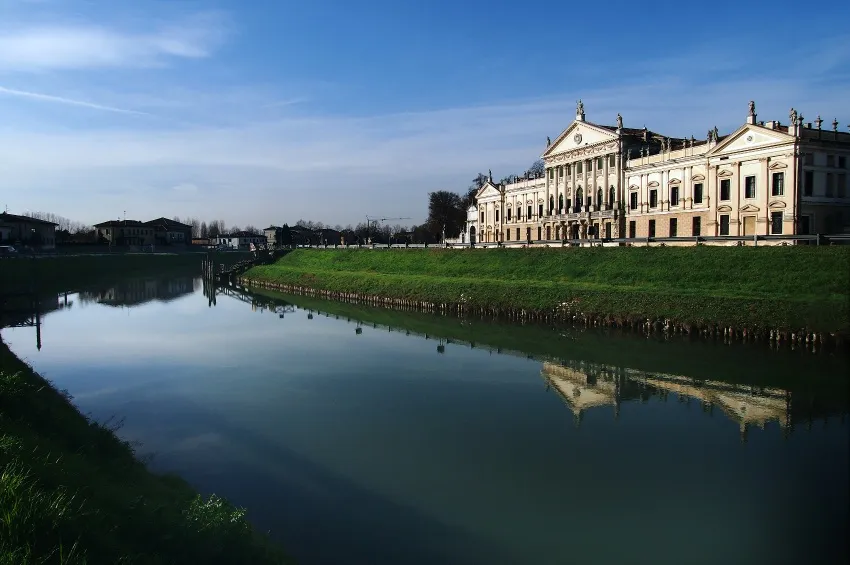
left=3, top=275, right=848, bottom=565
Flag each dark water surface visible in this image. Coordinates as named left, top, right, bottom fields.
left=3, top=276, right=848, bottom=565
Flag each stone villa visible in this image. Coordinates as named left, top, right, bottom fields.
left=464, top=101, right=849, bottom=244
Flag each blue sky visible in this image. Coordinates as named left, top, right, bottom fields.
left=1, top=0, right=848, bottom=228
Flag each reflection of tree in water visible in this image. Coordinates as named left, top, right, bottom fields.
left=79, top=277, right=195, bottom=307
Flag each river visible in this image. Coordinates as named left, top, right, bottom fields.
left=2, top=275, right=848, bottom=565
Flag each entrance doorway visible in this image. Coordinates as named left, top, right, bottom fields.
left=469, top=226, right=476, bottom=244
left=742, top=216, right=755, bottom=236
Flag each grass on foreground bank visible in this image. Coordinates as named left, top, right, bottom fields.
left=0, top=251, right=249, bottom=296
left=244, top=247, right=850, bottom=334
left=0, top=342, right=291, bottom=565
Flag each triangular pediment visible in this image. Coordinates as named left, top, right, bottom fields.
left=475, top=181, right=503, bottom=200
left=769, top=161, right=788, bottom=170
left=543, top=121, right=618, bottom=158
left=709, top=124, right=795, bottom=156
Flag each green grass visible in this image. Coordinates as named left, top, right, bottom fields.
left=0, top=252, right=249, bottom=296
left=244, top=247, right=850, bottom=335
left=0, top=342, right=292, bottom=565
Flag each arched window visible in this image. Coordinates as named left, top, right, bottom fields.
left=549, top=196, right=555, bottom=213
left=558, top=194, right=564, bottom=212
left=596, top=188, right=603, bottom=208
left=609, top=186, right=616, bottom=208
left=575, top=187, right=583, bottom=212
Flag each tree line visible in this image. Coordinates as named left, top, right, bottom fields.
left=423, top=159, right=544, bottom=240
left=22, top=159, right=545, bottom=245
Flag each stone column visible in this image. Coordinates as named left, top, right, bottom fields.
left=761, top=157, right=770, bottom=234
left=708, top=165, right=717, bottom=235
left=735, top=161, right=742, bottom=236
left=603, top=153, right=610, bottom=209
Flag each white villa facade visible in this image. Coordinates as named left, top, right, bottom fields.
left=466, top=101, right=850, bottom=244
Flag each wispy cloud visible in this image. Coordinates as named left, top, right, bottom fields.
left=0, top=84, right=151, bottom=114
left=263, top=98, right=309, bottom=108
left=0, top=11, right=230, bottom=71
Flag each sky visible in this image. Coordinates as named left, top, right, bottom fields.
left=1, top=0, right=849, bottom=229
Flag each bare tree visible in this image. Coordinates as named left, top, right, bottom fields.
left=200, top=221, right=208, bottom=239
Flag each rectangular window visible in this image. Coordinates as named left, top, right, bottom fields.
left=507, top=208, right=512, bottom=221
left=516, top=228, right=520, bottom=240
left=804, top=153, right=814, bottom=165
left=538, top=204, right=543, bottom=217
left=630, top=192, right=638, bottom=210
left=839, top=156, right=847, bottom=169
left=720, top=179, right=731, bottom=201
left=649, top=189, right=658, bottom=208
left=527, top=205, right=532, bottom=219
left=505, top=230, right=510, bottom=241
left=629, top=221, right=636, bottom=238
left=745, top=176, right=756, bottom=199
left=609, top=155, right=615, bottom=167
left=576, top=161, right=582, bottom=174
left=770, top=211, right=783, bottom=234
left=596, top=157, right=603, bottom=169
left=827, top=155, right=835, bottom=167
left=804, top=171, right=814, bottom=196
left=826, top=173, right=835, bottom=197
left=693, top=183, right=704, bottom=204
left=669, top=218, right=677, bottom=237
left=549, top=169, right=554, bottom=180
left=648, top=220, right=656, bottom=237
left=481, top=212, right=485, bottom=223
left=537, top=227, right=542, bottom=240
left=771, top=172, right=784, bottom=196
left=838, top=174, right=847, bottom=198
left=566, top=164, right=571, bottom=175
left=495, top=210, right=500, bottom=222
left=719, top=214, right=730, bottom=235
left=692, top=216, right=701, bottom=236
left=670, top=186, right=680, bottom=207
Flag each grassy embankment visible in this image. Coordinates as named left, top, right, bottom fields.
left=244, top=247, right=850, bottom=337
left=0, top=341, right=291, bottom=565
left=0, top=252, right=249, bottom=296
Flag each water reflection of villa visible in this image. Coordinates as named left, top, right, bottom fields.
left=218, top=284, right=845, bottom=442
left=541, top=361, right=794, bottom=441
left=80, top=277, right=195, bottom=307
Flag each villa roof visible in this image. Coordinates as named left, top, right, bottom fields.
left=144, top=217, right=192, bottom=230
left=94, top=219, right=146, bottom=227
left=0, top=212, right=59, bottom=226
